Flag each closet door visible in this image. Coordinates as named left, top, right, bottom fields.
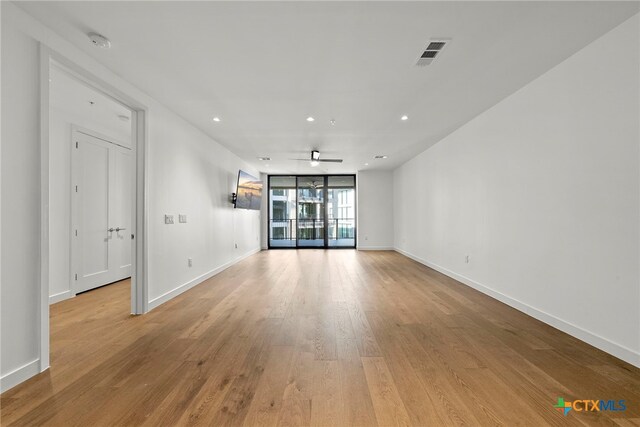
left=112, top=147, right=132, bottom=280
left=72, top=130, right=132, bottom=294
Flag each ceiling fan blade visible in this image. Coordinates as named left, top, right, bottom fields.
left=289, top=157, right=343, bottom=163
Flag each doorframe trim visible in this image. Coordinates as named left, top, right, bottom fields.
left=39, top=45, right=149, bottom=373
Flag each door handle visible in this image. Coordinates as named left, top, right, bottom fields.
left=108, top=228, right=115, bottom=233
left=116, top=227, right=126, bottom=232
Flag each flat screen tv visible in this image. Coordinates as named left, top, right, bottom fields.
left=235, top=170, right=262, bottom=210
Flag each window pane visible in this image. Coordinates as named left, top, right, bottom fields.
left=327, top=175, right=355, bottom=188
left=269, top=174, right=355, bottom=248
left=270, top=176, right=296, bottom=188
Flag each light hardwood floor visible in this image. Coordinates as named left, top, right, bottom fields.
left=2, top=250, right=640, bottom=426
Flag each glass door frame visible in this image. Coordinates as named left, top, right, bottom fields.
left=296, top=175, right=327, bottom=248
left=268, top=174, right=356, bottom=249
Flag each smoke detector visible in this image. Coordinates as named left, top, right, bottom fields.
left=88, top=32, right=111, bottom=49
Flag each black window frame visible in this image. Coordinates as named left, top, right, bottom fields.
left=267, top=174, right=357, bottom=249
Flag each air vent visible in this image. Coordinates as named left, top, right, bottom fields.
left=258, top=157, right=271, bottom=161
left=416, top=39, right=450, bottom=67
left=374, top=155, right=388, bottom=159
left=421, top=51, right=438, bottom=59
left=426, top=41, right=446, bottom=51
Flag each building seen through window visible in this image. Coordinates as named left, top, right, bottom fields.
left=269, top=175, right=355, bottom=248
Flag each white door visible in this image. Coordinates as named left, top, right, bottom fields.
left=113, top=148, right=133, bottom=279
left=72, top=130, right=132, bottom=294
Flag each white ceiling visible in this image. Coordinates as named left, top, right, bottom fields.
left=20, top=1, right=639, bottom=174
left=50, top=65, right=132, bottom=143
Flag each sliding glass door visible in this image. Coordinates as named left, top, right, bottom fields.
left=268, top=175, right=356, bottom=249
left=297, top=176, right=325, bottom=247
left=269, top=176, right=297, bottom=247
left=327, top=176, right=356, bottom=247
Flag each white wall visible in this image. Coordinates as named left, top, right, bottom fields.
left=357, top=170, right=394, bottom=249
left=146, top=108, right=260, bottom=308
left=1, top=2, right=261, bottom=391
left=394, top=15, right=640, bottom=366
left=1, top=9, right=42, bottom=391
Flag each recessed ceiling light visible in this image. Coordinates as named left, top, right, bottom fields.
left=364, top=163, right=369, bottom=166
left=212, top=117, right=221, bottom=122
left=374, top=155, right=388, bottom=159
left=88, top=32, right=111, bottom=49
left=306, top=116, right=315, bottom=122
left=401, top=115, right=408, bottom=121
left=258, top=157, right=271, bottom=161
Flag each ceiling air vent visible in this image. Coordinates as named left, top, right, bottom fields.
left=426, top=41, right=446, bottom=51
left=421, top=51, right=438, bottom=59
left=416, top=39, right=450, bottom=67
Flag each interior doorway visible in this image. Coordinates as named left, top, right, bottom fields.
left=49, top=63, right=134, bottom=298
left=40, top=49, right=147, bottom=372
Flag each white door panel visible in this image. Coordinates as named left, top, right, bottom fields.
left=73, top=130, right=132, bottom=294
left=113, top=148, right=132, bottom=279
left=77, top=136, right=111, bottom=292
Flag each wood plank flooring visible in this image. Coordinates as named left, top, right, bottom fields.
left=2, top=250, right=640, bottom=426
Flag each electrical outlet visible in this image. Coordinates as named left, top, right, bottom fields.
left=165, top=215, right=174, bottom=224
left=234, top=243, right=238, bottom=249
left=179, top=214, right=187, bottom=223
left=188, top=258, right=192, bottom=267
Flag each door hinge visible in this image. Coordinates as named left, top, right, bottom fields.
left=131, top=233, right=135, bottom=240
left=75, top=229, right=78, bottom=237
left=75, top=185, right=78, bottom=193
left=75, top=141, right=78, bottom=149
left=75, top=273, right=78, bottom=281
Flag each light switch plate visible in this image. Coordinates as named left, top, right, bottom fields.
left=165, top=214, right=174, bottom=224
left=179, top=214, right=187, bottom=223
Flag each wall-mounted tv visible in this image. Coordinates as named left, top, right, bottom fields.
left=235, top=170, right=262, bottom=210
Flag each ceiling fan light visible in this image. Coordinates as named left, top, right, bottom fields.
left=311, top=150, right=320, bottom=161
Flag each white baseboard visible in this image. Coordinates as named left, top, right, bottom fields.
left=357, top=246, right=394, bottom=251
left=394, top=247, right=640, bottom=368
left=148, top=247, right=261, bottom=310
left=49, top=290, right=73, bottom=305
left=0, top=359, right=40, bottom=393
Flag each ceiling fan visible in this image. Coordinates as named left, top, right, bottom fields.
left=293, top=150, right=343, bottom=166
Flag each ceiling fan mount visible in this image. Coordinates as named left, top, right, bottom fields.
left=292, top=150, right=343, bottom=165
